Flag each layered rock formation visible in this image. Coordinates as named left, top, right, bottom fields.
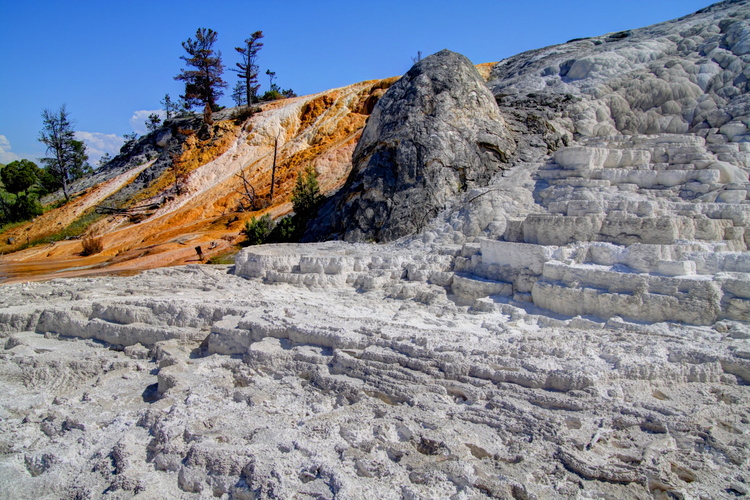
left=0, top=262, right=748, bottom=499
left=489, top=0, right=750, bottom=139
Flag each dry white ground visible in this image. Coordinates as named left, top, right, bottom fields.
left=0, top=255, right=748, bottom=499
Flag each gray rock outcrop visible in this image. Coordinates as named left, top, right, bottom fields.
left=311, top=49, right=515, bottom=242
left=489, top=0, right=750, bottom=139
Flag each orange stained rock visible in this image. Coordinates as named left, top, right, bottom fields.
left=475, top=62, right=497, bottom=81
left=0, top=78, right=397, bottom=284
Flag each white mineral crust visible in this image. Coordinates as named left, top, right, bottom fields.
left=0, top=245, right=748, bottom=499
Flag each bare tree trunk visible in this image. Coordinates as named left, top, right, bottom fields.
left=57, top=148, right=69, bottom=202
left=203, top=102, right=213, bottom=125
left=270, top=133, right=279, bottom=202
left=61, top=175, right=69, bottom=202
left=246, top=75, right=252, bottom=108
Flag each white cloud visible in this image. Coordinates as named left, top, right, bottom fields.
left=0, top=135, right=21, bottom=164
left=76, top=131, right=125, bottom=166
left=129, top=109, right=166, bottom=136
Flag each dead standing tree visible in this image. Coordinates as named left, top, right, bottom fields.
left=234, top=168, right=258, bottom=211
left=235, top=130, right=281, bottom=211
left=270, top=131, right=280, bottom=202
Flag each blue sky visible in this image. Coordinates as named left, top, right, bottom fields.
left=0, top=0, right=712, bottom=165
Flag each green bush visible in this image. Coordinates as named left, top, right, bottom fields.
left=11, top=195, right=43, bottom=221
left=259, top=89, right=296, bottom=102
left=0, top=160, right=45, bottom=224
left=1, top=160, right=39, bottom=196
left=261, top=90, right=283, bottom=101
left=268, top=216, right=298, bottom=242
left=242, top=214, right=274, bottom=246
left=236, top=168, right=322, bottom=246
left=291, top=165, right=323, bottom=218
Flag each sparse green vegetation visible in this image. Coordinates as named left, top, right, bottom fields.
left=259, top=69, right=296, bottom=101
left=0, top=159, right=45, bottom=225
left=61, top=209, right=106, bottom=238
left=120, top=132, right=138, bottom=154
left=207, top=247, right=239, bottom=264
left=15, top=209, right=106, bottom=250
left=240, top=166, right=324, bottom=246
left=97, top=153, right=112, bottom=168
left=242, top=214, right=274, bottom=246
left=0, top=219, right=27, bottom=236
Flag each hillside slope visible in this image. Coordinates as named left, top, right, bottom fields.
left=0, top=78, right=395, bottom=282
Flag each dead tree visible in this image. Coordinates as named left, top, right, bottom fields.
left=234, top=168, right=257, bottom=210
left=270, top=132, right=279, bottom=202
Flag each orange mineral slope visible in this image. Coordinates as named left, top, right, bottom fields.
left=0, top=78, right=397, bottom=284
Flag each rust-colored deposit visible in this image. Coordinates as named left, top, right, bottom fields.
left=0, top=78, right=397, bottom=283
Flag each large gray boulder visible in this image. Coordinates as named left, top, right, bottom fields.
left=310, top=49, right=515, bottom=242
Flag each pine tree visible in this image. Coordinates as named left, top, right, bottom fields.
left=266, top=69, right=278, bottom=92
left=160, top=94, right=180, bottom=120
left=231, top=81, right=247, bottom=107
left=232, top=31, right=263, bottom=105
left=291, top=165, right=323, bottom=218
left=97, top=153, right=112, bottom=168
left=174, top=28, right=227, bottom=123
left=38, top=105, right=89, bottom=202
left=146, top=113, right=162, bottom=132
left=264, top=166, right=322, bottom=243
left=120, top=132, right=138, bottom=155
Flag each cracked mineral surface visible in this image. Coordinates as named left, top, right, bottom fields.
left=0, top=256, right=748, bottom=499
